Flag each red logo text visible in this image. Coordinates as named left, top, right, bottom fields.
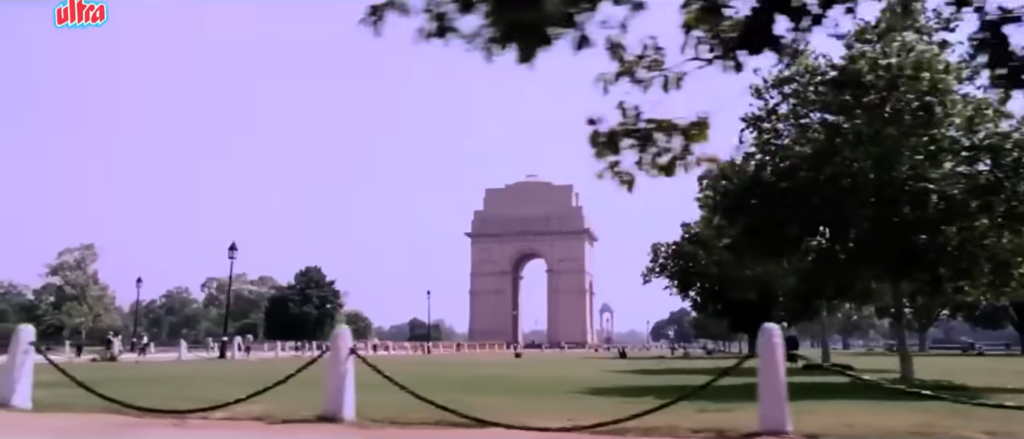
left=55, top=0, right=107, bottom=28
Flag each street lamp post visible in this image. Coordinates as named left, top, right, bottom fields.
left=426, top=290, right=432, bottom=354
left=645, top=320, right=650, bottom=345
left=218, top=241, right=239, bottom=360
left=131, top=277, right=143, bottom=351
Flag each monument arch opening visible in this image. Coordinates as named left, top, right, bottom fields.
left=515, top=255, right=548, bottom=344
left=466, top=177, right=596, bottom=346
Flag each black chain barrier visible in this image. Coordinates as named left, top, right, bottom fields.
left=796, top=354, right=1024, bottom=411
left=352, top=349, right=753, bottom=432
left=34, top=343, right=327, bottom=415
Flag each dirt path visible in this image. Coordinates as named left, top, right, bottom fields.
left=0, top=411, right=695, bottom=439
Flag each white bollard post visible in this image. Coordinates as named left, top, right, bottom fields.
left=177, top=339, right=187, bottom=361
left=0, top=324, right=37, bottom=410
left=757, top=322, right=793, bottom=435
left=321, top=324, right=355, bottom=422
left=275, top=341, right=281, bottom=358
left=64, top=340, right=71, bottom=357
left=231, top=336, right=242, bottom=360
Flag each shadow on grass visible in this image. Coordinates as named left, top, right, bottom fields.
left=616, top=366, right=897, bottom=378
left=843, top=351, right=1024, bottom=358
left=585, top=355, right=750, bottom=361
left=580, top=380, right=1024, bottom=403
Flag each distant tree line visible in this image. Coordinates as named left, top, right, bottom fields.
left=0, top=243, right=464, bottom=347
left=372, top=318, right=465, bottom=342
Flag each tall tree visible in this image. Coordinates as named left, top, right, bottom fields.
left=343, top=309, right=374, bottom=340
left=643, top=212, right=816, bottom=352
left=706, top=3, right=1024, bottom=380
left=376, top=322, right=410, bottom=341
left=690, top=314, right=732, bottom=344
left=263, top=266, right=343, bottom=341
left=200, top=274, right=279, bottom=336
left=958, top=300, right=1024, bottom=354
left=649, top=307, right=695, bottom=343
left=0, top=281, right=33, bottom=324
left=406, top=317, right=446, bottom=341
left=834, top=304, right=878, bottom=350
left=130, top=286, right=205, bottom=342
left=363, top=0, right=1024, bottom=191
left=432, top=319, right=465, bottom=341
left=38, top=244, right=121, bottom=340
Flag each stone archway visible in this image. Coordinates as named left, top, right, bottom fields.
left=598, top=303, right=614, bottom=344
left=466, top=176, right=597, bottom=345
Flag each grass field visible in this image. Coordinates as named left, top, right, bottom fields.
left=30, top=350, right=1024, bottom=437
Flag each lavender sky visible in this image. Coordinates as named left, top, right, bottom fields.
left=3, top=0, right=807, bottom=332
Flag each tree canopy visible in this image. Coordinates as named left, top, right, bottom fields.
left=362, top=0, right=1024, bottom=191
left=263, top=266, right=344, bottom=342
left=344, top=309, right=374, bottom=340
left=34, top=243, right=122, bottom=340
left=648, top=307, right=695, bottom=343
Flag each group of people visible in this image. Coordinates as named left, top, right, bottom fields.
left=87, top=333, right=342, bottom=360
left=203, top=334, right=256, bottom=358
left=100, top=332, right=153, bottom=360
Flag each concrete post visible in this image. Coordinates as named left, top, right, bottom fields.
left=231, top=336, right=242, bottom=360
left=321, top=325, right=355, bottom=422
left=757, top=322, right=793, bottom=435
left=0, top=324, right=36, bottom=410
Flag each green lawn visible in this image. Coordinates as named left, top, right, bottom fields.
left=30, top=350, right=1024, bottom=437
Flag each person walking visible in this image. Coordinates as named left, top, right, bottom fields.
left=137, top=333, right=149, bottom=358
left=103, top=331, right=115, bottom=360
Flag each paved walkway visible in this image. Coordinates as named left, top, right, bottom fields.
left=0, top=350, right=320, bottom=364
left=0, top=412, right=707, bottom=439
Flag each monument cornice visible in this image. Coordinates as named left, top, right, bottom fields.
left=465, top=228, right=598, bottom=242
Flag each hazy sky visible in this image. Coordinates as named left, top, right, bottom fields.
left=0, top=0, right=882, bottom=332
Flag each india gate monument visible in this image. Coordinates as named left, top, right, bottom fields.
left=466, top=176, right=596, bottom=345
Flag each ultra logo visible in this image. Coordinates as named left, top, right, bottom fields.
left=55, top=0, right=107, bottom=28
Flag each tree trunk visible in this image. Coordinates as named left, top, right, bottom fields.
left=916, top=331, right=928, bottom=353
left=746, top=331, right=758, bottom=354
left=1014, top=322, right=1024, bottom=355
left=819, top=313, right=832, bottom=363
left=890, top=296, right=915, bottom=382
left=840, top=335, right=850, bottom=350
